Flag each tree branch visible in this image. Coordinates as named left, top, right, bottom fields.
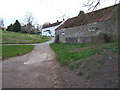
left=83, top=0, right=101, bottom=12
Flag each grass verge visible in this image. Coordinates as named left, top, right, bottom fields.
left=1, top=30, right=50, bottom=44
left=2, top=45, right=34, bottom=59
left=50, top=42, right=118, bottom=69
left=50, top=43, right=102, bottom=65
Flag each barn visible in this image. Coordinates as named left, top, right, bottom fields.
left=55, top=4, right=119, bottom=44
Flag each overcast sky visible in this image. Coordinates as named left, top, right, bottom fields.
left=0, top=0, right=118, bottom=27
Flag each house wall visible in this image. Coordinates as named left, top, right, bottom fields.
left=42, top=26, right=56, bottom=37
left=55, top=7, right=118, bottom=44
left=42, top=24, right=62, bottom=37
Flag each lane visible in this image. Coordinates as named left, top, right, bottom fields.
left=2, top=37, right=62, bottom=88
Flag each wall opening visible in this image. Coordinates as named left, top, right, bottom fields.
left=54, top=35, right=59, bottom=43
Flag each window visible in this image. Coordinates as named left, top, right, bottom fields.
left=61, top=29, right=65, bottom=35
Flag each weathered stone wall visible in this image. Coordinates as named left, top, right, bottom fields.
left=55, top=6, right=119, bottom=44
left=118, top=4, right=120, bottom=42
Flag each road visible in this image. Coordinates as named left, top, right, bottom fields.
left=2, top=38, right=64, bottom=88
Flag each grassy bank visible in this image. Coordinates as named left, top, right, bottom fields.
left=50, top=42, right=118, bottom=87
left=50, top=43, right=101, bottom=65
left=50, top=42, right=118, bottom=68
left=1, top=30, right=50, bottom=44
left=0, top=45, right=1, bottom=57
left=2, top=45, right=34, bottom=59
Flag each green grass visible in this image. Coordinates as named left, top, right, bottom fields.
left=0, top=30, right=2, bottom=44
left=50, top=43, right=102, bottom=65
left=2, top=45, right=34, bottom=58
left=1, top=30, right=50, bottom=44
left=103, top=42, right=119, bottom=53
left=0, top=45, right=2, bottom=56
left=50, top=42, right=118, bottom=69
left=69, top=61, right=83, bottom=70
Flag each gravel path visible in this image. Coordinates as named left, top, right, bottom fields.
left=2, top=38, right=64, bottom=88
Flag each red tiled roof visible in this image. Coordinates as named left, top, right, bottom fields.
left=56, top=4, right=118, bottom=30
left=42, top=21, right=62, bottom=29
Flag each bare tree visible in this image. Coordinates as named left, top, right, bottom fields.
left=0, top=18, right=4, bottom=30
left=22, top=12, right=36, bottom=33
left=115, top=0, right=120, bottom=4
left=36, top=24, right=42, bottom=31
left=24, top=12, right=35, bottom=25
left=56, top=9, right=69, bottom=20
left=83, top=0, right=100, bottom=11
left=43, top=22, right=50, bottom=27
left=83, top=0, right=120, bottom=12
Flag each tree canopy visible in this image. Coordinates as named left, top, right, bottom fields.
left=6, top=20, right=21, bottom=32
left=6, top=24, right=13, bottom=31
left=13, top=20, right=21, bottom=32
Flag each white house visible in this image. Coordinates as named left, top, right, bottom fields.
left=41, top=20, right=63, bottom=37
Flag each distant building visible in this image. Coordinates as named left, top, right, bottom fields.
left=42, top=20, right=63, bottom=37
left=55, top=4, right=119, bottom=44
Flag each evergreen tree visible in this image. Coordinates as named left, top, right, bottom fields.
left=6, top=24, right=13, bottom=31
left=13, top=20, right=21, bottom=32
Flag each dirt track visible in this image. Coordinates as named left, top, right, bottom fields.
left=2, top=38, right=64, bottom=88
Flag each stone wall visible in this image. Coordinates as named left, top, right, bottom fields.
left=55, top=6, right=119, bottom=44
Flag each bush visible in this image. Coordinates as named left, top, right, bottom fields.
left=30, top=29, right=38, bottom=34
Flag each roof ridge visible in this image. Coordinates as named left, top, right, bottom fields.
left=42, top=21, right=62, bottom=29
left=56, top=4, right=119, bottom=30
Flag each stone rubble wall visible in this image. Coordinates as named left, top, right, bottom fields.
left=55, top=7, right=119, bottom=44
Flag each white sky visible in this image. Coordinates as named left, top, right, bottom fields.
left=0, top=0, right=118, bottom=27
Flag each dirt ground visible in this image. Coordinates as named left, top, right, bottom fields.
left=58, top=47, right=118, bottom=88
left=2, top=38, right=64, bottom=88
left=2, top=39, right=118, bottom=88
